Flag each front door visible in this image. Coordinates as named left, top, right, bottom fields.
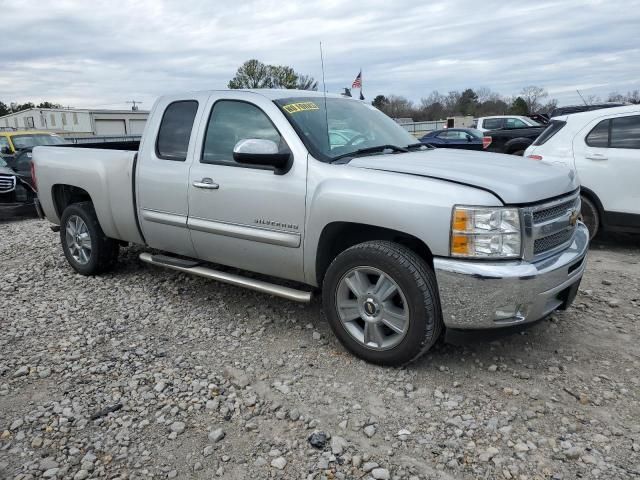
left=187, top=95, right=308, bottom=282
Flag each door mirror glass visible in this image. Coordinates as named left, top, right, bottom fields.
left=233, top=139, right=291, bottom=172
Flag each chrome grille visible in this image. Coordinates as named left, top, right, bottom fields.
left=533, top=198, right=578, bottom=223
left=522, top=191, right=581, bottom=260
left=534, top=228, right=575, bottom=254
left=0, top=174, right=16, bottom=193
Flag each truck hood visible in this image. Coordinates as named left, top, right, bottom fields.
left=348, top=149, right=578, bottom=204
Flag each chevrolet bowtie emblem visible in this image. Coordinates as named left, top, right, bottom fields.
left=569, top=210, right=580, bottom=227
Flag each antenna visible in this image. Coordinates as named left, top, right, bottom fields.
left=319, top=42, right=329, bottom=150
left=576, top=90, right=588, bottom=106
left=126, top=100, right=143, bottom=111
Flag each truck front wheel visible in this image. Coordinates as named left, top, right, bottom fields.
left=60, top=202, right=119, bottom=275
left=322, top=241, right=443, bottom=366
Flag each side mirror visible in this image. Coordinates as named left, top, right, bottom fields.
left=233, top=139, right=291, bottom=174
left=466, top=134, right=473, bottom=142
left=0, top=146, right=12, bottom=155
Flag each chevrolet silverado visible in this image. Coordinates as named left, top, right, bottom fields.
left=32, top=90, right=588, bottom=365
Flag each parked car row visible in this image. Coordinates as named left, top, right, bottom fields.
left=0, top=131, right=66, bottom=217
left=417, top=106, right=640, bottom=240
left=525, top=105, right=640, bottom=239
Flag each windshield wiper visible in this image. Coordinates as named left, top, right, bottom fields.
left=406, top=142, right=427, bottom=150
left=331, top=144, right=409, bottom=162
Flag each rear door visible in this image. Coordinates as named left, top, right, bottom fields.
left=186, top=92, right=308, bottom=282
left=136, top=94, right=208, bottom=256
left=574, top=112, right=640, bottom=220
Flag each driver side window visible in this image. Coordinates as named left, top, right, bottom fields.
left=202, top=101, right=284, bottom=165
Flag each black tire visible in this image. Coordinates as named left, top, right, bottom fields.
left=580, top=195, right=600, bottom=240
left=60, top=201, right=119, bottom=275
left=322, top=241, right=443, bottom=366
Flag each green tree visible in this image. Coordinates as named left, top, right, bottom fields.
left=456, top=88, right=479, bottom=116
left=269, top=65, right=298, bottom=89
left=228, top=59, right=273, bottom=89
left=0, top=101, right=10, bottom=116
left=228, top=60, right=317, bottom=90
left=510, top=97, right=529, bottom=115
left=371, top=95, right=388, bottom=110
left=296, top=74, right=318, bottom=91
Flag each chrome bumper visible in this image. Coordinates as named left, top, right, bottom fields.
left=434, top=222, right=589, bottom=329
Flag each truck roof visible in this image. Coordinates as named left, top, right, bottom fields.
left=158, top=89, right=352, bottom=103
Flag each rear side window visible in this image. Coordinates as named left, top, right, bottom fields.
left=505, top=118, right=528, bottom=129
left=610, top=115, right=640, bottom=149
left=483, top=118, right=503, bottom=130
left=156, top=101, right=199, bottom=161
left=533, top=120, right=566, bottom=146
left=585, top=119, right=609, bottom=148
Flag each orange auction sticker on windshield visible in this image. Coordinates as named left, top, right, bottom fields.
left=282, top=102, right=319, bottom=114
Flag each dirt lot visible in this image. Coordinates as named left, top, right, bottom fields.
left=1, top=218, right=639, bottom=480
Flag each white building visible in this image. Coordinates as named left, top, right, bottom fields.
left=0, top=108, right=149, bottom=137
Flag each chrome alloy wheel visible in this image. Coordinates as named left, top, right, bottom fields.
left=65, top=215, right=92, bottom=265
left=335, top=266, right=410, bottom=350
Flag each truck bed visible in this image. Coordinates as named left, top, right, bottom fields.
left=33, top=145, right=144, bottom=245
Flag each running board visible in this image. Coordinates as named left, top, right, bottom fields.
left=139, top=252, right=312, bottom=303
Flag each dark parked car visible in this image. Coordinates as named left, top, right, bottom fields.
left=0, top=149, right=37, bottom=218
left=419, top=128, right=484, bottom=150
left=483, top=125, right=546, bottom=156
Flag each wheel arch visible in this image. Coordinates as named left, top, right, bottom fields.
left=52, top=184, right=93, bottom=219
left=315, top=222, right=434, bottom=286
left=580, top=186, right=605, bottom=228
left=504, top=138, right=533, bottom=154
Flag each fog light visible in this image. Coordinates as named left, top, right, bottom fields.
left=494, top=304, right=528, bottom=322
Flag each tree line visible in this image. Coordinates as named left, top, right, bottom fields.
left=372, top=87, right=640, bottom=121
left=0, top=101, right=62, bottom=117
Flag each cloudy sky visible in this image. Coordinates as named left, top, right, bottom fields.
left=2, top=0, right=639, bottom=110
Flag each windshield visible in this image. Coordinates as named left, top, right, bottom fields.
left=467, top=129, right=484, bottom=138
left=0, top=158, right=7, bottom=167
left=274, top=97, right=419, bottom=162
left=11, top=134, right=66, bottom=150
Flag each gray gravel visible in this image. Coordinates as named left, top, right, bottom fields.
left=1, top=218, right=639, bottom=479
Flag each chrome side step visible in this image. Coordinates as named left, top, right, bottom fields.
left=139, top=252, right=312, bottom=303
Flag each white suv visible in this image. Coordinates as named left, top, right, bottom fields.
left=524, top=105, right=640, bottom=239
left=475, top=116, right=541, bottom=132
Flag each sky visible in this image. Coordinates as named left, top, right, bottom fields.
left=2, top=0, right=639, bottom=110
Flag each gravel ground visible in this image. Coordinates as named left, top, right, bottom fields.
left=1, top=218, right=639, bottom=480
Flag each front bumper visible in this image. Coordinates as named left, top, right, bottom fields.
left=434, top=222, right=589, bottom=329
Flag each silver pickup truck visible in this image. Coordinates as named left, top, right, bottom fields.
left=33, top=90, right=588, bottom=365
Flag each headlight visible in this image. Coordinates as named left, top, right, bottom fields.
left=450, top=206, right=521, bottom=258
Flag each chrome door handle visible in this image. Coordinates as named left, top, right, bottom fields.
left=193, top=178, right=219, bottom=189
left=585, top=153, right=608, bottom=161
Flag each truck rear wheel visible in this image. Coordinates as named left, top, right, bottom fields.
left=322, top=241, right=442, bottom=366
left=60, top=202, right=119, bottom=275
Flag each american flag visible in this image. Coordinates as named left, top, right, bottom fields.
left=352, top=71, right=362, bottom=89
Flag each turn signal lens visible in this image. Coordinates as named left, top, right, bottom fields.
left=527, top=154, right=543, bottom=161
left=451, top=234, right=470, bottom=255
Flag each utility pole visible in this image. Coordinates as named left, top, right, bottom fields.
left=126, top=100, right=143, bottom=111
